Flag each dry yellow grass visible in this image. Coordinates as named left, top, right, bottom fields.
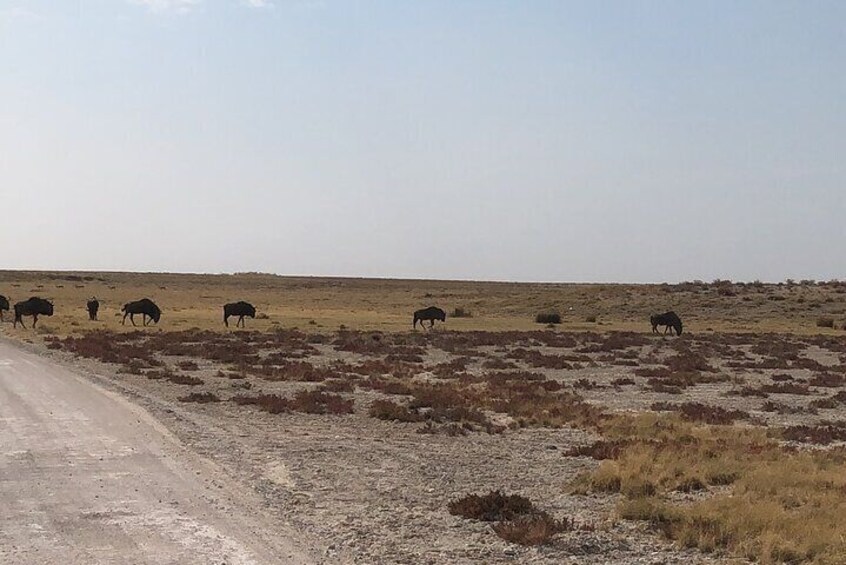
left=1, top=270, right=845, bottom=338
left=573, top=414, right=846, bottom=564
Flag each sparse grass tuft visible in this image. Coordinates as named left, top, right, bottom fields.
left=178, top=391, right=220, bottom=403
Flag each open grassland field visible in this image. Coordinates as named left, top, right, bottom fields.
left=3, top=271, right=846, bottom=563
left=2, top=270, right=846, bottom=336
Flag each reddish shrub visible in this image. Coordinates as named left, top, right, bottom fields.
left=760, top=382, right=811, bottom=395
left=493, top=512, right=571, bottom=546
left=651, top=402, right=749, bottom=425
left=176, top=360, right=199, bottom=371
left=167, top=373, right=203, bottom=386
left=448, top=491, right=534, bottom=522
left=781, top=422, right=846, bottom=445
left=369, top=399, right=424, bottom=422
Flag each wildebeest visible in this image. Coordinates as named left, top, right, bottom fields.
left=224, top=301, right=256, bottom=328
left=86, top=297, right=100, bottom=321
left=121, top=298, right=161, bottom=326
left=413, top=306, right=446, bottom=329
left=14, top=297, right=54, bottom=329
left=0, top=295, right=9, bottom=321
left=651, top=311, right=683, bottom=336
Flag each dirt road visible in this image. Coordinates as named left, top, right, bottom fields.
left=0, top=340, right=311, bottom=565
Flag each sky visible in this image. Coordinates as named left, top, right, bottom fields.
left=1, top=1, right=843, bottom=282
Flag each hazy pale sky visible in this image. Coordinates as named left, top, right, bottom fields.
left=1, top=1, right=843, bottom=282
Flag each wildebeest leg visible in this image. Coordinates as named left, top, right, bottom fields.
left=143, top=314, right=148, bottom=327
left=413, top=318, right=418, bottom=329
left=430, top=319, right=436, bottom=329
left=239, top=315, right=245, bottom=328
left=15, top=316, right=23, bottom=329
left=32, top=314, right=38, bottom=328
left=121, top=312, right=127, bottom=325
left=130, top=313, right=137, bottom=327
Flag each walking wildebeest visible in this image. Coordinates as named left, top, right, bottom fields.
left=651, top=311, right=683, bottom=336
left=224, top=301, right=256, bottom=328
left=87, top=297, right=100, bottom=321
left=413, top=306, right=446, bottom=329
left=0, top=295, right=9, bottom=322
left=14, top=297, right=54, bottom=329
left=121, top=298, right=161, bottom=326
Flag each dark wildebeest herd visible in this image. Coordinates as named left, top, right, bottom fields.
left=0, top=291, right=685, bottom=336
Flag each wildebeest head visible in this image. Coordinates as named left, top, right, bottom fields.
left=149, top=304, right=162, bottom=324
left=244, top=303, right=257, bottom=318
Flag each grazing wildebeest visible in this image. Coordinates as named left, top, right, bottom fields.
left=121, top=298, right=161, bottom=326
left=413, top=306, right=446, bottom=329
left=224, top=301, right=256, bottom=328
left=86, top=297, right=100, bottom=321
left=14, top=297, right=54, bottom=329
left=651, top=311, right=683, bottom=336
left=0, top=295, right=9, bottom=322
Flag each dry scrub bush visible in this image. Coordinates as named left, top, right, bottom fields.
left=809, top=373, right=846, bottom=387
left=534, top=312, right=561, bottom=324
left=816, top=317, right=835, bottom=328
left=564, top=439, right=633, bottom=460
left=178, top=392, right=220, bottom=403
left=368, top=399, right=424, bottom=423
left=610, top=377, right=635, bottom=386
left=780, top=422, right=846, bottom=445
left=493, top=512, right=571, bottom=546
left=634, top=367, right=728, bottom=391
left=250, top=360, right=335, bottom=383
left=234, top=390, right=353, bottom=415
left=760, top=382, right=811, bottom=395
left=650, top=402, right=749, bottom=425
left=481, top=357, right=518, bottom=370
left=448, top=491, right=534, bottom=522
left=167, top=373, right=204, bottom=386
left=319, top=378, right=356, bottom=393
left=357, top=378, right=413, bottom=396
left=449, top=491, right=571, bottom=546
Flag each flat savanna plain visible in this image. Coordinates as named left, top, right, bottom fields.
left=2, top=271, right=846, bottom=564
